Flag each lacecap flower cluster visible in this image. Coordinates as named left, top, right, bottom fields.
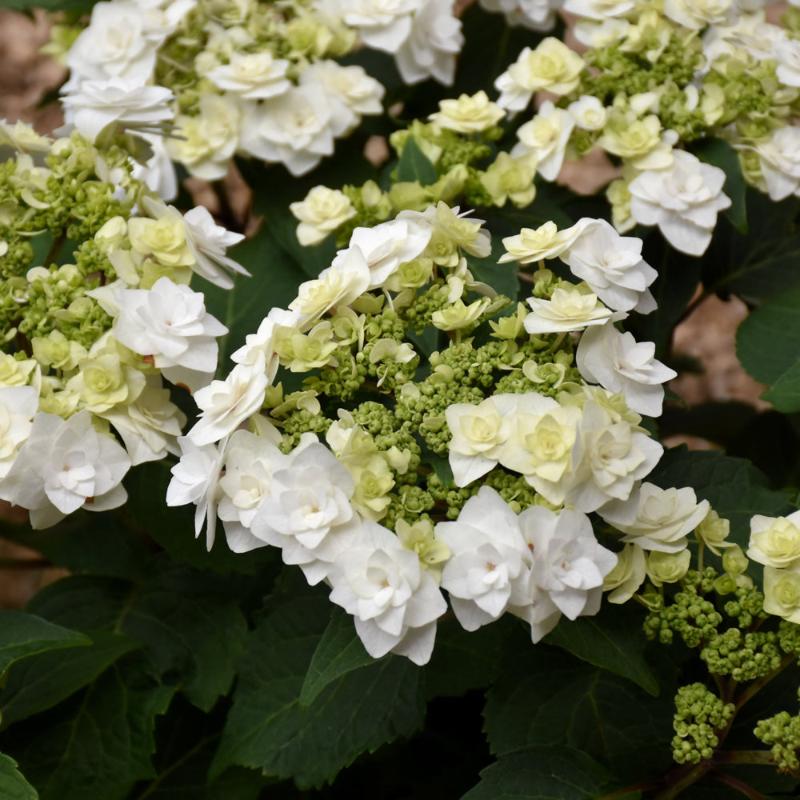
left=494, top=0, right=800, bottom=255
left=0, top=121, right=245, bottom=528
left=165, top=196, right=740, bottom=665
left=53, top=0, right=473, bottom=189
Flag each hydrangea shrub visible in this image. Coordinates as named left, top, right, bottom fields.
left=2, top=1, right=800, bottom=798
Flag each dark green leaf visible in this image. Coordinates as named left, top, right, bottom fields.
left=483, top=646, right=673, bottom=782
left=0, top=611, right=89, bottom=678
left=0, top=753, right=37, bottom=800
left=0, top=630, right=136, bottom=727
left=693, top=138, right=747, bottom=234
left=736, top=282, right=800, bottom=386
left=649, top=447, right=794, bottom=547
left=25, top=568, right=249, bottom=712
left=423, top=616, right=510, bottom=699
left=212, top=591, right=425, bottom=788
left=395, top=137, right=437, bottom=185
left=545, top=604, right=659, bottom=695
left=762, top=362, right=800, bottom=413
left=121, top=567, right=248, bottom=711
left=8, top=658, right=174, bottom=800
left=701, top=191, right=799, bottom=300
left=299, top=609, right=373, bottom=707
left=0, top=515, right=151, bottom=581
left=461, top=746, right=611, bottom=800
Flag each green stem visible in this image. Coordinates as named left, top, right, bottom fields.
left=716, top=750, right=776, bottom=767
left=653, top=761, right=714, bottom=800
left=597, top=782, right=656, bottom=800
left=714, top=772, right=768, bottom=800
left=735, top=654, right=795, bottom=711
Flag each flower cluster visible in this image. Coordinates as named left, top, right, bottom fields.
left=491, top=2, right=800, bottom=255
left=166, top=200, right=712, bottom=664
left=56, top=0, right=467, bottom=187
left=289, top=90, right=536, bottom=246
left=0, top=122, right=244, bottom=528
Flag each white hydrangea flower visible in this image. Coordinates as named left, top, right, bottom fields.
left=524, top=285, right=613, bottom=335
left=0, top=411, right=131, bottom=529
left=328, top=518, right=447, bottom=665
left=518, top=504, right=617, bottom=635
left=437, top=487, right=530, bottom=631
left=112, top=276, right=227, bottom=390
left=301, top=62, right=385, bottom=136
left=66, top=1, right=162, bottom=85
left=479, top=0, right=562, bottom=31
left=577, top=324, right=677, bottom=417
left=445, top=394, right=519, bottom=486
left=564, top=399, right=663, bottom=513
left=703, top=15, right=785, bottom=65
left=240, top=84, right=336, bottom=176
left=166, top=435, right=226, bottom=548
left=217, top=428, right=287, bottom=553
left=207, top=52, right=291, bottom=100
left=61, top=80, right=173, bottom=143
left=181, top=204, right=249, bottom=289
left=252, top=439, right=357, bottom=583
left=512, top=101, right=575, bottom=181
left=341, top=0, right=423, bottom=52
left=167, top=94, right=241, bottom=181
left=763, top=563, right=800, bottom=624
left=775, top=39, right=800, bottom=88
left=753, top=126, right=800, bottom=202
left=495, top=39, right=583, bottom=111
left=188, top=359, right=269, bottom=446
left=573, top=17, right=630, bottom=48
left=499, top=394, right=581, bottom=488
left=561, top=219, right=657, bottom=313
left=343, top=216, right=432, bottom=289
left=662, top=0, right=734, bottom=30
left=395, top=0, right=463, bottom=86
left=600, top=482, right=710, bottom=553
left=429, top=91, right=505, bottom=134
left=603, top=542, right=646, bottom=604
left=628, top=150, right=731, bottom=256
left=747, top=512, right=800, bottom=569
left=563, top=0, right=635, bottom=19
left=398, top=203, right=492, bottom=264
left=0, top=386, right=38, bottom=479
left=290, top=186, right=357, bottom=247
left=101, top=381, right=185, bottom=466
left=567, top=96, right=608, bottom=131
left=499, top=219, right=592, bottom=264
left=230, top=307, right=299, bottom=380
left=289, top=248, right=371, bottom=326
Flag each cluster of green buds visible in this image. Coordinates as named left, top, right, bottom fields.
left=636, top=510, right=800, bottom=773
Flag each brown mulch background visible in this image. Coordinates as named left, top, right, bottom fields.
left=0, top=8, right=767, bottom=608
